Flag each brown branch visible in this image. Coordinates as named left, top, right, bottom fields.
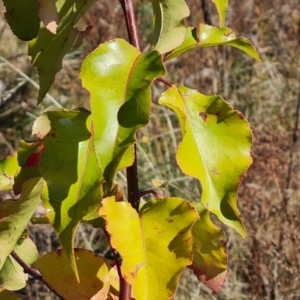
left=104, top=229, right=131, bottom=300
left=11, top=251, right=64, bottom=300
left=104, top=230, right=123, bottom=278
left=119, top=0, right=140, bottom=50
left=118, top=0, right=141, bottom=299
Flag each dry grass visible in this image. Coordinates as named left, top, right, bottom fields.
left=0, top=0, right=300, bottom=299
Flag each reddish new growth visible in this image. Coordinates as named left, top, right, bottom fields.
left=24, top=142, right=44, bottom=167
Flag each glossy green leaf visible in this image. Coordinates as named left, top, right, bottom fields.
left=0, top=289, right=18, bottom=300
left=211, top=0, right=228, bottom=27
left=190, top=205, right=227, bottom=293
left=29, top=0, right=95, bottom=103
left=80, top=39, right=165, bottom=193
left=34, top=249, right=110, bottom=299
left=2, top=0, right=40, bottom=41
left=99, top=196, right=199, bottom=300
left=0, top=237, right=39, bottom=291
left=150, top=0, right=190, bottom=53
left=0, top=153, right=18, bottom=191
left=165, top=25, right=260, bottom=61
left=159, top=86, right=252, bottom=237
left=0, top=178, right=43, bottom=270
left=33, top=110, right=103, bottom=275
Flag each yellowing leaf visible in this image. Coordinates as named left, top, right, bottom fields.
left=99, top=197, right=199, bottom=299
left=159, top=86, right=252, bottom=237
left=33, top=249, right=110, bottom=299
left=0, top=288, right=18, bottom=300
left=80, top=39, right=165, bottom=193
left=211, top=0, right=228, bottom=27
left=150, top=0, right=190, bottom=53
left=0, top=178, right=43, bottom=270
left=165, top=25, right=260, bottom=61
left=0, top=153, right=18, bottom=191
left=33, top=110, right=103, bottom=276
left=190, top=206, right=227, bottom=293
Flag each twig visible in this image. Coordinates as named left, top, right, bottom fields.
left=11, top=250, right=64, bottom=300
left=119, top=0, right=140, bottom=51
left=103, top=230, right=123, bottom=279
left=119, top=0, right=141, bottom=298
left=157, top=77, right=172, bottom=87
left=104, top=228, right=131, bottom=300
left=0, top=56, right=62, bottom=108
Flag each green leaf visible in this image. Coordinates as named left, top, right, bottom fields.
left=82, top=183, right=125, bottom=228
left=211, top=0, right=228, bottom=27
left=0, top=288, right=19, bottom=300
left=29, top=0, right=95, bottom=103
left=33, top=110, right=103, bottom=276
left=33, top=249, right=110, bottom=299
left=165, top=25, right=260, bottom=61
left=2, top=0, right=40, bottom=41
left=13, top=141, right=41, bottom=195
left=190, top=205, right=227, bottom=293
left=80, top=39, right=165, bottom=193
left=0, top=178, right=43, bottom=270
left=150, top=0, right=190, bottom=53
left=0, top=238, right=39, bottom=291
left=99, top=196, right=199, bottom=299
left=0, top=153, right=18, bottom=191
left=159, top=86, right=252, bottom=237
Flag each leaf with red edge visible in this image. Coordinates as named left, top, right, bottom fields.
left=189, top=204, right=227, bottom=293
left=33, top=249, right=110, bottom=299
left=159, top=85, right=252, bottom=237
left=99, top=196, right=199, bottom=300
left=80, top=39, right=165, bottom=194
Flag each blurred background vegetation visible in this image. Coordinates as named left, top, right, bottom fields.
left=0, top=0, right=300, bottom=299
